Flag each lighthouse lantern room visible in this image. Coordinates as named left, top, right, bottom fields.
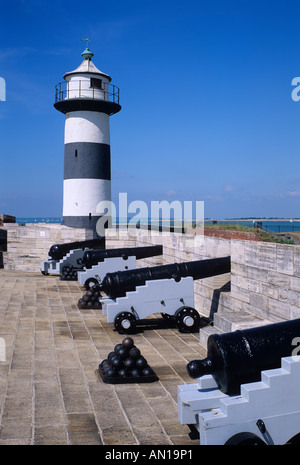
left=54, top=41, right=121, bottom=232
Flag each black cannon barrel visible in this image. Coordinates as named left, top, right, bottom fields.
left=78, top=245, right=163, bottom=267
left=0, top=229, right=7, bottom=252
left=100, top=256, right=230, bottom=298
left=48, top=237, right=105, bottom=261
left=187, top=318, right=300, bottom=395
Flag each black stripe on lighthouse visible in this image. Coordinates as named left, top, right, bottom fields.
left=63, top=215, right=104, bottom=231
left=64, top=142, right=111, bottom=180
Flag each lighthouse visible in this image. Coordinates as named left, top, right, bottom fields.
left=54, top=41, right=121, bottom=232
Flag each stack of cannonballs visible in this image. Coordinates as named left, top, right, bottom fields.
left=60, top=265, right=78, bottom=281
left=99, top=337, right=158, bottom=383
left=78, top=285, right=101, bottom=309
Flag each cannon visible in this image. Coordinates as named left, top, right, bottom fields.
left=48, top=238, right=105, bottom=261
left=77, top=245, right=163, bottom=289
left=178, top=318, right=300, bottom=445
left=100, top=256, right=230, bottom=299
left=0, top=229, right=7, bottom=252
left=99, top=256, right=230, bottom=333
left=186, top=318, right=300, bottom=395
left=78, top=245, right=163, bottom=268
left=41, top=237, right=105, bottom=276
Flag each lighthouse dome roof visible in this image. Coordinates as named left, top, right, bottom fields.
left=63, top=57, right=112, bottom=82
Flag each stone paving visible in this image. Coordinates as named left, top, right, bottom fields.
left=0, top=269, right=206, bottom=445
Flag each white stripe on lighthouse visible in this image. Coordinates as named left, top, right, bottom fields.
left=64, top=111, right=110, bottom=144
left=63, top=178, right=111, bottom=217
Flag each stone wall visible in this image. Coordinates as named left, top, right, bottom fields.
left=229, top=240, right=300, bottom=322
left=0, top=223, right=94, bottom=272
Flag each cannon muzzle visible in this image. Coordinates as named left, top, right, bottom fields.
left=187, top=318, right=300, bottom=395
left=99, top=256, right=230, bottom=298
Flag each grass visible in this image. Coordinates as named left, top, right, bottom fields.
left=204, top=223, right=253, bottom=231
left=203, top=223, right=295, bottom=244
left=256, top=229, right=295, bottom=244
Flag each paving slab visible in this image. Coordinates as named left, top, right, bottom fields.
left=0, top=269, right=206, bottom=445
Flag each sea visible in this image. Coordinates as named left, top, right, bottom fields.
left=15, top=217, right=300, bottom=234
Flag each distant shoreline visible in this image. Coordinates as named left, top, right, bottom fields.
left=12, top=217, right=300, bottom=234
left=15, top=217, right=300, bottom=222
left=208, top=218, right=300, bottom=222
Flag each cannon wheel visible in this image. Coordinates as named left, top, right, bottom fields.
left=224, top=432, right=266, bottom=445
left=114, top=311, right=136, bottom=334
left=175, top=306, right=200, bottom=333
left=84, top=277, right=99, bottom=290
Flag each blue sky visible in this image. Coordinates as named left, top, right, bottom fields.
left=0, top=0, right=300, bottom=219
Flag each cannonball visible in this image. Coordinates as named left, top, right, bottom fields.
left=128, top=346, right=141, bottom=360
left=105, top=367, right=116, bottom=377
left=142, top=366, right=154, bottom=377
left=122, top=337, right=134, bottom=349
left=135, top=356, right=147, bottom=370
left=114, top=343, right=123, bottom=354
left=124, top=357, right=135, bottom=370
left=108, top=351, right=117, bottom=362
left=117, top=346, right=128, bottom=360
left=130, top=368, right=140, bottom=377
left=100, top=359, right=110, bottom=370
left=118, top=367, right=129, bottom=377
left=111, top=356, right=123, bottom=370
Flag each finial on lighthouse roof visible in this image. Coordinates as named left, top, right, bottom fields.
left=62, top=40, right=112, bottom=82
left=81, top=38, right=94, bottom=60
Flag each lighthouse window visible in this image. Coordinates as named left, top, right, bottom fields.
left=75, top=150, right=78, bottom=157
left=90, top=78, right=103, bottom=90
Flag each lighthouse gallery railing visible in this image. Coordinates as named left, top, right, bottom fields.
left=55, top=80, right=120, bottom=105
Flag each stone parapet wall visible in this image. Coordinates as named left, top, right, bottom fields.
left=229, top=240, right=300, bottom=322
left=2, top=223, right=94, bottom=272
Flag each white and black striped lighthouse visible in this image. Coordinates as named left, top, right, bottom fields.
left=54, top=42, right=121, bottom=231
